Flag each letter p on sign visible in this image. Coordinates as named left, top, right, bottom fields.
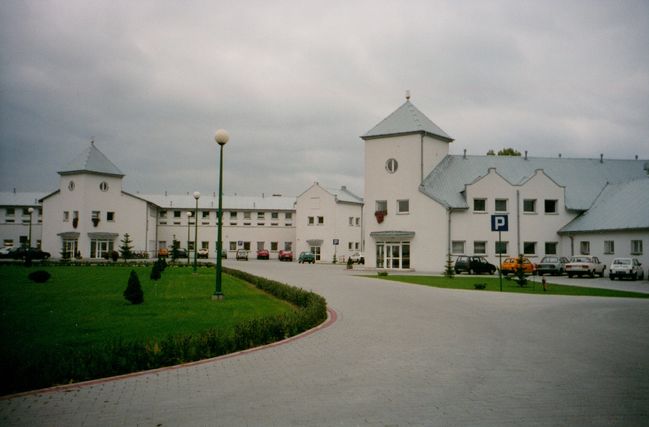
left=491, top=214, right=508, bottom=232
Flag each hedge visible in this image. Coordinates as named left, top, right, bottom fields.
left=1, top=268, right=327, bottom=395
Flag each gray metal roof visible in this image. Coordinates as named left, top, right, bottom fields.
left=325, top=186, right=363, bottom=204
left=422, top=155, right=649, bottom=210
left=58, top=142, right=124, bottom=177
left=559, top=179, right=649, bottom=233
left=0, top=192, right=47, bottom=206
left=362, top=101, right=454, bottom=142
left=138, top=193, right=296, bottom=211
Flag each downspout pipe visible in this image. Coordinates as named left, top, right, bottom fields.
left=420, top=133, right=424, bottom=185
left=516, top=189, right=521, bottom=255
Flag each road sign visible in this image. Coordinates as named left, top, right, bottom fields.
left=491, top=214, right=508, bottom=232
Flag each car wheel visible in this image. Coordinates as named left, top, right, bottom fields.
left=490, top=268, right=495, bottom=275
left=589, top=270, right=595, bottom=278
left=568, top=273, right=573, bottom=278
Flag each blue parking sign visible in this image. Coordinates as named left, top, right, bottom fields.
left=491, top=214, right=508, bottom=232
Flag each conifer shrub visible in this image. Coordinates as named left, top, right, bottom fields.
left=123, top=270, right=144, bottom=304
left=150, top=262, right=161, bottom=281
left=27, top=270, right=51, bottom=283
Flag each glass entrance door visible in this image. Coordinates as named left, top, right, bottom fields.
left=310, top=246, right=321, bottom=261
left=376, top=242, right=411, bottom=269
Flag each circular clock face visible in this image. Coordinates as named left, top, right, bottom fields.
left=385, top=158, right=398, bottom=174
left=68, top=181, right=75, bottom=191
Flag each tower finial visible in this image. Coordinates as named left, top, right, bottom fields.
left=405, top=90, right=411, bottom=101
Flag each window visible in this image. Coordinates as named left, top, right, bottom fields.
left=473, top=199, right=486, bottom=212
left=243, top=241, right=251, bottom=250
left=604, top=240, right=615, bottom=254
left=230, top=211, right=238, bottom=218
left=285, top=212, right=292, bottom=220
left=523, top=241, right=536, bottom=255
left=355, top=242, right=360, bottom=250
left=385, top=158, right=398, bottom=173
left=284, top=242, right=292, bottom=251
left=159, top=210, right=167, bottom=218
left=229, top=241, right=237, bottom=251
left=580, top=241, right=590, bottom=255
left=317, top=216, right=324, bottom=225
left=174, top=211, right=181, bottom=218
left=397, top=200, right=410, bottom=214
left=202, top=211, right=209, bottom=219
left=270, top=242, right=278, bottom=251
left=257, top=242, right=265, bottom=251
left=271, top=212, right=278, bottom=219
left=99, top=181, right=109, bottom=192
left=22, top=207, right=31, bottom=215
left=495, top=199, right=508, bottom=212
left=376, top=200, right=387, bottom=213
left=631, top=240, right=643, bottom=255
left=495, top=241, right=508, bottom=255
left=4, top=239, right=14, bottom=247
left=474, top=241, right=486, bottom=254
left=201, top=241, right=209, bottom=250
left=63, top=211, right=70, bottom=222
left=545, top=242, right=558, bottom=255
left=308, top=216, right=314, bottom=225
left=348, top=242, right=353, bottom=250
left=349, top=217, right=354, bottom=226
left=243, top=212, right=251, bottom=219
left=257, top=212, right=265, bottom=219
left=188, top=241, right=195, bottom=251
left=67, top=181, right=75, bottom=191
left=355, top=217, right=360, bottom=226
left=6, top=208, right=15, bottom=216
left=523, top=199, right=536, bottom=213
left=107, top=212, right=115, bottom=221
left=452, top=241, right=465, bottom=254
left=91, top=211, right=100, bottom=219
left=544, top=200, right=558, bottom=214
left=159, top=241, right=167, bottom=249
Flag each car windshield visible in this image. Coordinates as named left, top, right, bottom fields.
left=542, top=257, right=558, bottom=263
left=571, top=257, right=591, bottom=262
left=613, top=259, right=631, bottom=265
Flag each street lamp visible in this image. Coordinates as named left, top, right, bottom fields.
left=27, top=207, right=34, bottom=248
left=186, top=211, right=192, bottom=266
left=214, top=128, right=229, bottom=300
left=193, top=191, right=200, bottom=272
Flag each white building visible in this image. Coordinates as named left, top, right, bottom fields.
left=361, top=98, right=649, bottom=271
left=295, top=183, right=363, bottom=262
left=0, top=192, right=45, bottom=249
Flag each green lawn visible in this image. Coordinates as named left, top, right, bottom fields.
left=0, top=265, right=295, bottom=355
left=373, top=274, right=649, bottom=298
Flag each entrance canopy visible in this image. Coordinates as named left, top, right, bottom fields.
left=370, top=231, right=415, bottom=241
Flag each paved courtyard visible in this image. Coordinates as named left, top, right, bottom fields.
left=2, top=261, right=649, bottom=426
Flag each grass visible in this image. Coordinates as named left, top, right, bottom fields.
left=372, top=274, right=649, bottom=298
left=0, top=264, right=296, bottom=356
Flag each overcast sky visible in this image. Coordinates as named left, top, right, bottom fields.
left=1, top=0, right=648, bottom=198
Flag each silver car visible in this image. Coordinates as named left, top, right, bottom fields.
left=609, top=258, right=644, bottom=280
left=536, top=256, right=570, bottom=276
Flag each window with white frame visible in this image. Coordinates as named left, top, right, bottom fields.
left=284, top=242, right=292, bottom=251
left=257, top=212, right=265, bottom=219
left=495, top=199, right=508, bottom=212
left=271, top=212, right=279, bottom=219
left=230, top=211, right=237, bottom=218
left=63, top=211, right=70, bottom=222
left=580, top=241, right=590, bottom=255
left=308, top=216, right=314, bottom=225
left=495, top=241, right=508, bottom=255
left=355, top=217, right=360, bottom=226
left=523, top=241, right=536, bottom=255
left=473, top=199, right=486, bottom=212
left=229, top=241, right=237, bottom=251
left=376, top=200, right=387, bottom=213
left=523, top=199, right=536, bottom=213
left=257, top=241, right=265, bottom=251
left=397, top=199, right=410, bottom=214
left=348, top=242, right=353, bottom=250
left=451, top=241, right=465, bottom=254
left=285, top=212, right=292, bottom=219
left=473, top=241, right=486, bottom=254
left=317, top=216, right=324, bottom=225
left=349, top=217, right=354, bottom=226
left=243, top=212, right=251, bottom=219
left=107, top=212, right=115, bottom=221
left=271, top=242, right=278, bottom=251
left=604, top=240, right=615, bottom=254
left=631, top=240, right=643, bottom=255
left=544, top=199, right=558, bottom=214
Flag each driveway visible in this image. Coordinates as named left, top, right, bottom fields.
left=2, top=261, right=649, bottom=426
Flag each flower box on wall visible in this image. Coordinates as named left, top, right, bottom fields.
left=375, top=210, right=387, bottom=224
left=92, top=218, right=100, bottom=227
left=72, top=217, right=78, bottom=228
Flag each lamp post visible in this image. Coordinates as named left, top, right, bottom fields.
left=213, top=129, right=229, bottom=300
left=193, top=191, right=200, bottom=272
left=186, top=211, right=192, bottom=266
left=27, top=207, right=34, bottom=248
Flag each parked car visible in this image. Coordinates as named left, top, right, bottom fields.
left=349, top=252, right=365, bottom=264
left=197, top=248, right=209, bottom=259
left=454, top=255, right=497, bottom=275
left=236, top=249, right=249, bottom=260
left=536, top=256, right=570, bottom=276
left=278, top=250, right=293, bottom=261
left=172, top=248, right=188, bottom=259
left=256, top=249, right=270, bottom=260
left=565, top=256, right=606, bottom=278
left=157, top=247, right=169, bottom=258
left=0, top=246, right=15, bottom=258
left=500, top=256, right=535, bottom=276
left=609, top=258, right=645, bottom=280
left=10, top=247, right=51, bottom=260
left=298, top=251, right=316, bottom=264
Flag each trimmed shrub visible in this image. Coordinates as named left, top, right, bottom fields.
left=150, top=262, right=161, bottom=281
left=28, top=270, right=51, bottom=283
left=123, top=270, right=144, bottom=304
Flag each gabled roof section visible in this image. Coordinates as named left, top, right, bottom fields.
left=325, top=186, right=363, bottom=204
left=58, top=141, right=124, bottom=177
left=422, top=155, right=649, bottom=210
left=559, top=179, right=649, bottom=233
left=362, top=101, right=454, bottom=142
left=139, top=193, right=296, bottom=210
left=0, top=192, right=47, bottom=206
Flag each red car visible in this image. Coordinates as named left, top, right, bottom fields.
left=278, top=250, right=293, bottom=262
left=257, top=249, right=270, bottom=260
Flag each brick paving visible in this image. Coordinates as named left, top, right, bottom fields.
left=2, top=261, right=649, bottom=426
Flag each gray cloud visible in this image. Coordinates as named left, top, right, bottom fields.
left=1, top=0, right=648, bottom=198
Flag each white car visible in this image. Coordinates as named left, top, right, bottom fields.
left=565, top=256, right=606, bottom=278
left=349, top=252, right=365, bottom=264
left=609, top=258, right=644, bottom=281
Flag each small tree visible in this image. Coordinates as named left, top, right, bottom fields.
left=515, top=254, right=528, bottom=287
left=444, top=253, right=455, bottom=279
left=150, top=262, right=162, bottom=281
left=123, top=270, right=144, bottom=304
left=119, top=233, right=134, bottom=260
left=158, top=257, right=167, bottom=272
left=497, top=147, right=521, bottom=156
left=171, top=239, right=180, bottom=261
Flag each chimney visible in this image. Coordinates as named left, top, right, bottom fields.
left=164, top=190, right=167, bottom=196
left=600, top=154, right=604, bottom=163
left=558, top=153, right=562, bottom=158
left=524, top=151, right=528, bottom=160
left=635, top=155, right=638, bottom=160
left=463, top=149, right=467, bottom=159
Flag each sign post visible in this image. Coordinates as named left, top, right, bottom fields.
left=491, top=215, right=509, bottom=292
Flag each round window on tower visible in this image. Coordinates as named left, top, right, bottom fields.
left=99, top=181, right=109, bottom=192
left=68, top=181, right=75, bottom=191
left=385, top=158, right=398, bottom=174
